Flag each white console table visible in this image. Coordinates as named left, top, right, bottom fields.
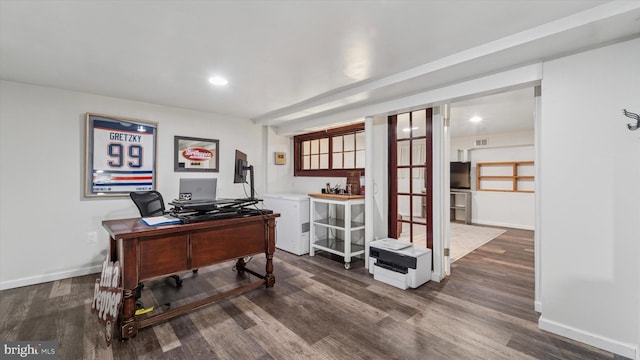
left=308, top=194, right=365, bottom=269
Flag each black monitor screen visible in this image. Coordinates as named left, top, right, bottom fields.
left=234, top=150, right=247, bottom=183
left=450, top=161, right=471, bottom=189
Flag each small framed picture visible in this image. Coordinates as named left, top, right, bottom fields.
left=274, top=152, right=286, bottom=165
left=174, top=136, right=219, bottom=172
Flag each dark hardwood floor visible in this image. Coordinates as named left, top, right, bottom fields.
left=0, top=228, right=629, bottom=359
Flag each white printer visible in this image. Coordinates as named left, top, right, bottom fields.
left=368, top=238, right=432, bottom=290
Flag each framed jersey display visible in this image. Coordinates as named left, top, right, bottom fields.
left=85, top=113, right=158, bottom=197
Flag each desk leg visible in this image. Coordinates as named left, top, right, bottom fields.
left=265, top=253, right=275, bottom=287
left=120, top=289, right=138, bottom=340
left=265, top=220, right=276, bottom=287
left=118, top=237, right=139, bottom=340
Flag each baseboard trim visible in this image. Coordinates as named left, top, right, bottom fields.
left=472, top=219, right=534, bottom=230
left=0, top=265, right=102, bottom=290
left=534, top=300, right=542, bottom=313
left=538, top=316, right=637, bottom=359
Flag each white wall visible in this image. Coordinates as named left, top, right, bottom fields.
left=538, top=38, right=640, bottom=359
left=0, top=80, right=263, bottom=289
left=450, top=130, right=534, bottom=153
left=265, top=126, right=294, bottom=194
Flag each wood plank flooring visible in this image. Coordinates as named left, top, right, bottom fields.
left=0, top=228, right=629, bottom=359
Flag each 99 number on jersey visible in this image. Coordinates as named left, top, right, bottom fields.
left=107, top=143, right=143, bottom=168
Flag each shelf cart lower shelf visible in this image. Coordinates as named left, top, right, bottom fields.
left=311, top=238, right=365, bottom=257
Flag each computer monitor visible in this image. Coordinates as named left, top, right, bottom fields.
left=178, top=178, right=217, bottom=200
left=450, top=161, right=471, bottom=189
left=233, top=149, right=255, bottom=200
left=234, top=150, right=247, bottom=184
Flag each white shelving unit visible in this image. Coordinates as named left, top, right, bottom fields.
left=450, top=190, right=472, bottom=224
left=308, top=194, right=365, bottom=269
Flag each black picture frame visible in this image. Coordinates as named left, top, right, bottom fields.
left=174, top=136, right=219, bottom=172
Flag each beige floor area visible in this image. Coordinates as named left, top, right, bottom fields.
left=449, top=222, right=506, bottom=262
left=397, top=219, right=506, bottom=262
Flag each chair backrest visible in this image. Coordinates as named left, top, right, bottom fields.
left=130, top=191, right=165, bottom=217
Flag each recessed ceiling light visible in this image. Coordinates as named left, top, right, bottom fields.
left=208, top=76, right=228, bottom=86
left=469, top=116, right=482, bottom=123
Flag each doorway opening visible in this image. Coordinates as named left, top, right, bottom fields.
left=448, top=86, right=536, bottom=262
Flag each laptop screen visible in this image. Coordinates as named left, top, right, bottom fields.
left=178, top=178, right=217, bottom=201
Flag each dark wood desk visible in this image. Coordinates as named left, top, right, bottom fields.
left=102, top=213, right=278, bottom=340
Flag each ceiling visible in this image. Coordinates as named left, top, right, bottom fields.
left=449, top=87, right=535, bottom=138
left=1, top=1, right=639, bottom=136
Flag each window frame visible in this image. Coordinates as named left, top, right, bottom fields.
left=294, top=123, right=365, bottom=177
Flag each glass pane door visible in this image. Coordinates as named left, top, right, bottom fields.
left=389, top=108, right=433, bottom=249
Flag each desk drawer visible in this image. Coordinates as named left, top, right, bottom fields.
left=191, top=221, right=265, bottom=268
left=139, top=234, right=188, bottom=280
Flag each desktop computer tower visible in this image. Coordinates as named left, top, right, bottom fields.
left=263, top=193, right=310, bottom=255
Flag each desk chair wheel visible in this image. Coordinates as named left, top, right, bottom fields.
left=135, top=283, right=144, bottom=299
left=135, top=283, right=145, bottom=309
left=170, top=275, right=183, bottom=287
left=192, top=269, right=198, bottom=274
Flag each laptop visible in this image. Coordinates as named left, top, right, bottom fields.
left=178, top=178, right=217, bottom=203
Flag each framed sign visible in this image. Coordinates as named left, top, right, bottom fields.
left=274, top=152, right=286, bottom=165
left=85, top=113, right=158, bottom=197
left=174, top=136, right=219, bottom=172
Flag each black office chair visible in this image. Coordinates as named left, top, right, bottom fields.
left=129, top=191, right=184, bottom=288
left=130, top=190, right=166, bottom=218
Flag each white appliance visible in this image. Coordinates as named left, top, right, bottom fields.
left=368, top=238, right=432, bottom=290
left=263, top=193, right=310, bottom=255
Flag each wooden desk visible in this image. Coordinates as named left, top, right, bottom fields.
left=102, top=213, right=279, bottom=340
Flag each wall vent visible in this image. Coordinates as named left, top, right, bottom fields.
left=474, top=138, right=488, bottom=146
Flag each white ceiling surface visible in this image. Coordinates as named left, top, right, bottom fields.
left=449, top=87, right=535, bottom=138
left=1, top=1, right=639, bottom=135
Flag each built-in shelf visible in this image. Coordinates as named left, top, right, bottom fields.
left=450, top=190, right=471, bottom=224
left=476, top=161, right=534, bottom=193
